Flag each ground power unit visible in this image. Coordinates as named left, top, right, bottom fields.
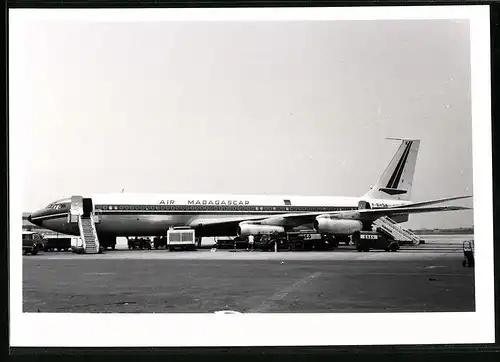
left=166, top=227, right=197, bottom=251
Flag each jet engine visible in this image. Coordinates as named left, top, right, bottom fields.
left=313, top=217, right=363, bottom=235
left=237, top=222, right=285, bottom=237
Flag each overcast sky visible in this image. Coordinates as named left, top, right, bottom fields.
left=11, top=18, right=473, bottom=229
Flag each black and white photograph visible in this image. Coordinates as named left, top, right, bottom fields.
left=9, top=5, right=494, bottom=347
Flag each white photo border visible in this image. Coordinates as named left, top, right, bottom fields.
left=8, top=5, right=494, bottom=347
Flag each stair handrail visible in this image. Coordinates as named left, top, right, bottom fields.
left=381, top=216, right=397, bottom=224
left=89, top=214, right=100, bottom=250
left=379, top=223, right=404, bottom=240
left=383, top=217, right=412, bottom=236
left=77, top=216, right=87, bottom=250
left=387, top=220, right=420, bottom=244
left=377, top=218, right=411, bottom=241
left=374, top=216, right=421, bottom=245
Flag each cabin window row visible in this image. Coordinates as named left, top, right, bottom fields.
left=94, top=204, right=356, bottom=212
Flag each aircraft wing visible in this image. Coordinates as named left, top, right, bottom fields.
left=389, top=195, right=472, bottom=209
left=342, top=205, right=471, bottom=221
left=188, top=203, right=471, bottom=232
left=248, top=205, right=471, bottom=226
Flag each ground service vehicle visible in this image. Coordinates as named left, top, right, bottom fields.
left=22, top=231, right=42, bottom=255
left=43, top=234, right=72, bottom=252
left=167, top=228, right=196, bottom=251
left=287, top=232, right=340, bottom=251
left=128, top=237, right=152, bottom=250
left=256, top=232, right=340, bottom=251
left=353, top=231, right=399, bottom=252
left=253, top=234, right=289, bottom=251
left=214, top=236, right=248, bottom=249
left=153, top=236, right=167, bottom=249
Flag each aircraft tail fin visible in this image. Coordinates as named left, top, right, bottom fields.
left=363, top=138, right=420, bottom=201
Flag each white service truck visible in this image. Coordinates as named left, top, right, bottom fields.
left=166, top=227, right=197, bottom=251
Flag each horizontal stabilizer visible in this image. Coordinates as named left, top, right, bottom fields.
left=378, top=188, right=408, bottom=195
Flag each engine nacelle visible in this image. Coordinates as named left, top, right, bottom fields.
left=313, top=217, right=363, bottom=235
left=237, top=222, right=285, bottom=238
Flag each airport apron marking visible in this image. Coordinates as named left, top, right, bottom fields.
left=250, top=272, right=322, bottom=313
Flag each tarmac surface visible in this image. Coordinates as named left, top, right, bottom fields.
left=22, top=234, right=475, bottom=313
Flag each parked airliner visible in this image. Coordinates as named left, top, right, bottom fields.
left=28, top=139, right=471, bottom=249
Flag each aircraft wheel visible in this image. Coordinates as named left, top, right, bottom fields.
left=32, top=249, right=38, bottom=255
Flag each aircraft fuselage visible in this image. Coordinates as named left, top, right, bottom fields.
left=29, top=193, right=406, bottom=237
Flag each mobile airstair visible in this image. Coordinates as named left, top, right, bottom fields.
left=78, top=215, right=100, bottom=253
left=68, top=196, right=101, bottom=254
left=372, top=216, right=421, bottom=245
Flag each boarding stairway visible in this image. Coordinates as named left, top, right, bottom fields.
left=78, top=215, right=100, bottom=253
left=372, top=216, right=422, bottom=245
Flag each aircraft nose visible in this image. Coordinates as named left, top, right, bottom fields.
left=28, top=211, right=42, bottom=226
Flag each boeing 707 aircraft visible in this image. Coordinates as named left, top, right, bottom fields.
left=28, top=138, right=471, bottom=249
